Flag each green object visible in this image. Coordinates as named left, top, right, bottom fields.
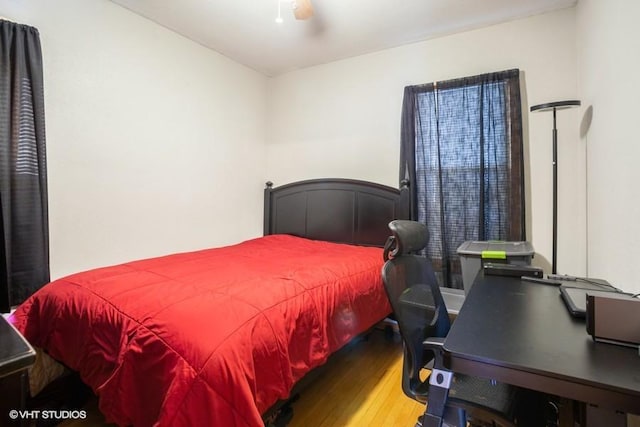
left=481, top=250, right=507, bottom=259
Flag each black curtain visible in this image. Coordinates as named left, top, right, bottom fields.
left=400, top=69, right=524, bottom=288
left=0, top=20, right=49, bottom=312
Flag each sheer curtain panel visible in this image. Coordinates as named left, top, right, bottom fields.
left=0, top=20, right=49, bottom=312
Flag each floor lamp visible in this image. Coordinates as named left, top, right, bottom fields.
left=530, top=100, right=581, bottom=274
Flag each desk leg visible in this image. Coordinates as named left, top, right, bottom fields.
left=0, top=371, right=28, bottom=427
left=585, top=404, right=627, bottom=427
left=557, top=399, right=628, bottom=427
left=19, top=372, right=29, bottom=427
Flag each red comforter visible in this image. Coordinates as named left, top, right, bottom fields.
left=11, top=235, right=390, bottom=426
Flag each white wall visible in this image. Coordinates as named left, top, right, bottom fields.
left=0, top=0, right=268, bottom=279
left=0, top=2, right=601, bottom=284
left=577, top=0, right=640, bottom=293
left=267, top=9, right=585, bottom=276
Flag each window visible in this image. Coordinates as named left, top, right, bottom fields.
left=400, top=69, right=524, bottom=288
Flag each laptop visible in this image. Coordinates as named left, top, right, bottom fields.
left=559, top=286, right=618, bottom=318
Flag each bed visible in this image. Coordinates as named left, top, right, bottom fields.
left=10, top=178, right=410, bottom=427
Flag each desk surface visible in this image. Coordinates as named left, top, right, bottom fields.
left=0, top=315, right=35, bottom=378
left=443, top=275, right=640, bottom=414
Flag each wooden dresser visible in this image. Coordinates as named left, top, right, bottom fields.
left=0, top=314, right=36, bottom=426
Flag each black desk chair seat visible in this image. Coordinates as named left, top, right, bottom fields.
left=382, top=220, right=546, bottom=427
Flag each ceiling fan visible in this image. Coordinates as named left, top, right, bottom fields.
left=276, top=0, right=314, bottom=23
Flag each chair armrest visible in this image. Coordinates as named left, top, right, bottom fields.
left=439, top=287, right=465, bottom=318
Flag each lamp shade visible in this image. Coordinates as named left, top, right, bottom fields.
left=530, top=100, right=581, bottom=112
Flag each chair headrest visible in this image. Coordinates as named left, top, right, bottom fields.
left=383, top=220, right=429, bottom=260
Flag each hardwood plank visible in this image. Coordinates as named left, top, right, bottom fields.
left=288, top=330, right=424, bottom=427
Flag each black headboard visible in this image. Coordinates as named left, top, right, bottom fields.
left=264, top=178, right=410, bottom=248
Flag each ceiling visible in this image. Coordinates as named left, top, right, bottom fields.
left=110, top=0, right=577, bottom=77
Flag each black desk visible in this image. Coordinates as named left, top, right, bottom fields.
left=443, top=275, right=640, bottom=415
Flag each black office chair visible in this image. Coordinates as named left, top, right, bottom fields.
left=382, top=220, right=546, bottom=427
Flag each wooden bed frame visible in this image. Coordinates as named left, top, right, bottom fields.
left=262, top=178, right=410, bottom=426
left=264, top=178, right=410, bottom=247
left=26, top=178, right=412, bottom=427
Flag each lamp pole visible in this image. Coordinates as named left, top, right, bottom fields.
left=530, top=100, right=581, bottom=275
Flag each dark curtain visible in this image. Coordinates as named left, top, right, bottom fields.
left=400, top=69, right=524, bottom=288
left=0, top=20, right=49, bottom=312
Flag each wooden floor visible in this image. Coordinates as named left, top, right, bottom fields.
left=288, top=330, right=424, bottom=427
left=60, top=328, right=425, bottom=427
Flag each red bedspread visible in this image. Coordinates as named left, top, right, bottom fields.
left=11, top=235, right=390, bottom=427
